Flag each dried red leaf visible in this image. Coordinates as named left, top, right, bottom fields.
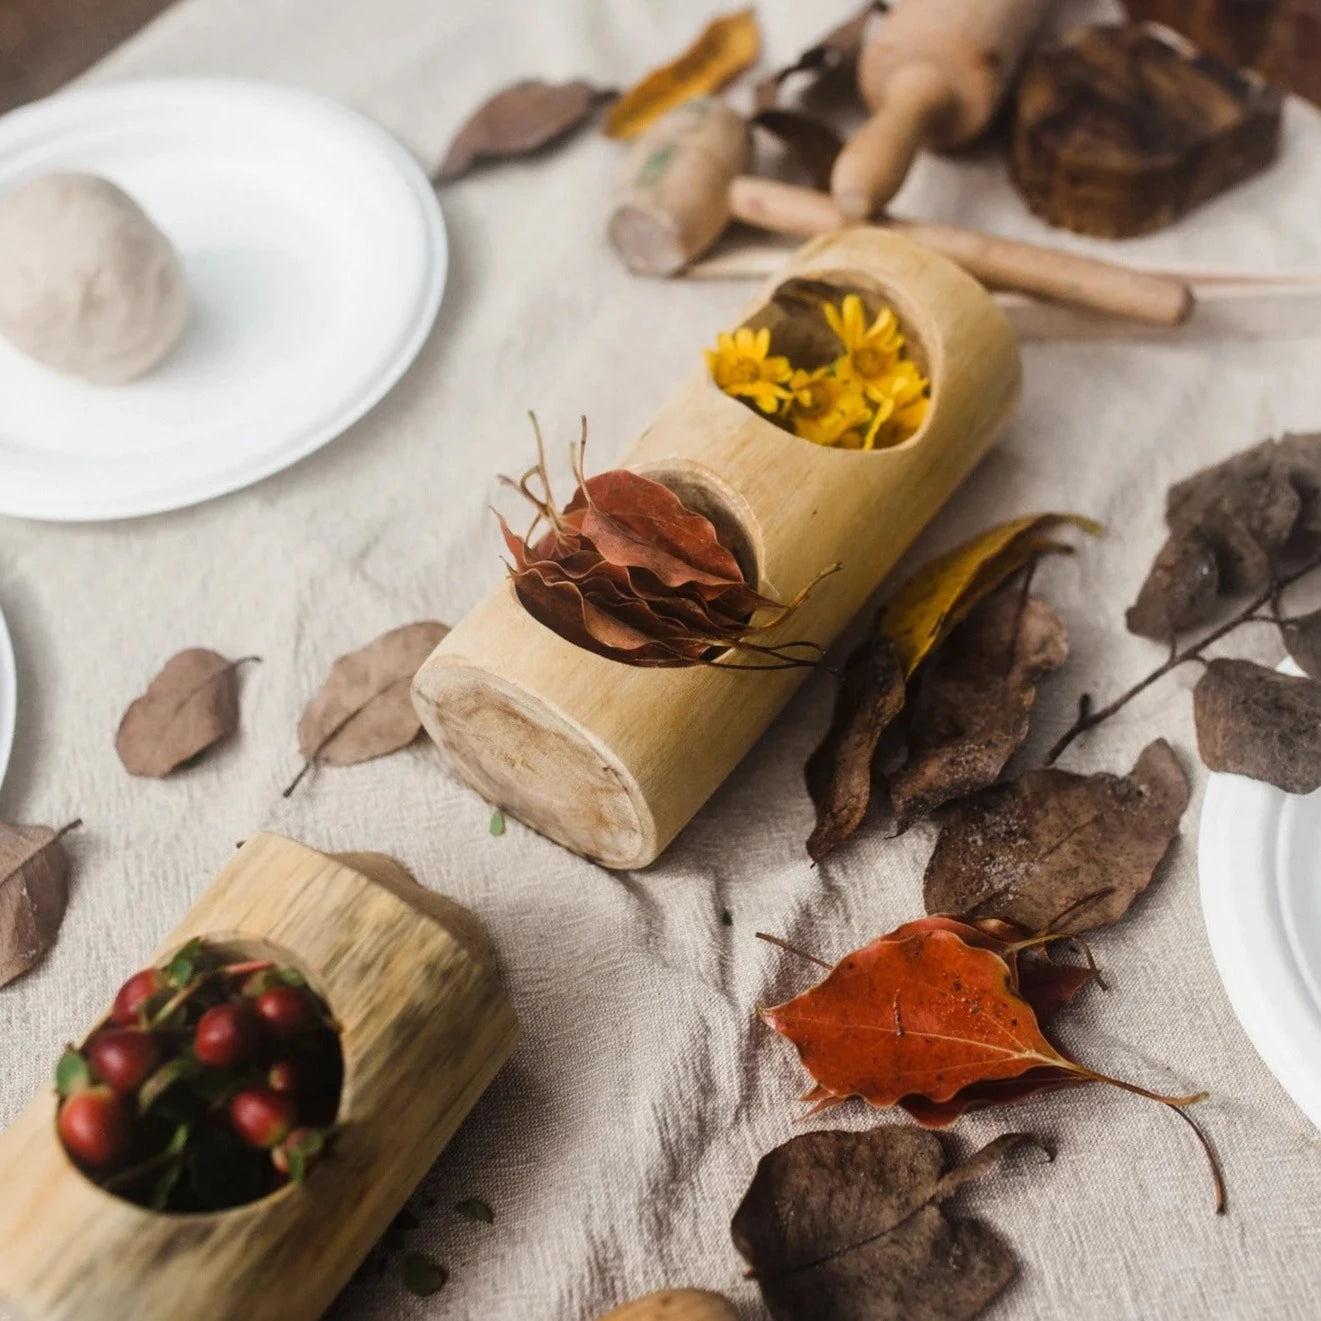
left=499, top=418, right=828, bottom=669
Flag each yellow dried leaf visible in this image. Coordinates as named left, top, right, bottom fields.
left=604, top=9, right=761, bottom=140
left=881, top=514, right=1101, bottom=675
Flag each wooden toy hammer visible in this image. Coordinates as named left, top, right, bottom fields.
left=832, top=0, right=1056, bottom=218
left=608, top=100, right=1192, bottom=326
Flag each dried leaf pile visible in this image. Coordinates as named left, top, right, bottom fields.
left=705, top=290, right=930, bottom=450
left=497, top=418, right=830, bottom=668
left=807, top=513, right=1099, bottom=860
left=1052, top=432, right=1321, bottom=793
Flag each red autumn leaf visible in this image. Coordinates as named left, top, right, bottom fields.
left=760, top=918, right=1224, bottom=1209
left=762, top=926, right=1079, bottom=1107
left=497, top=417, right=830, bottom=669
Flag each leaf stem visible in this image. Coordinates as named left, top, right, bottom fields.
left=755, top=931, right=832, bottom=970
left=1045, top=551, right=1321, bottom=765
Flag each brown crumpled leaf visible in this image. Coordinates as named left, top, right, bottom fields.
left=924, top=739, right=1189, bottom=933
left=889, top=589, right=1069, bottom=831
left=804, top=514, right=1097, bottom=860
left=1127, top=431, right=1321, bottom=640
left=296, top=622, right=450, bottom=771
left=1281, top=607, right=1321, bottom=678
left=604, top=9, right=760, bottom=140
left=116, top=649, right=249, bottom=777
left=1193, top=657, right=1321, bottom=793
left=1, top=820, right=76, bottom=988
left=753, top=2, right=881, bottom=111
left=435, top=79, right=610, bottom=181
left=731, top=1127, right=1045, bottom=1321
left=751, top=110, right=844, bottom=190
left=805, top=631, right=905, bottom=862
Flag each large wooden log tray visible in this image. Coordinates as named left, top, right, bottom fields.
left=0, top=834, right=519, bottom=1321
left=412, top=229, right=1023, bottom=869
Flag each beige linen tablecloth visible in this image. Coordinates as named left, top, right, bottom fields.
left=3, top=1, right=1321, bottom=1317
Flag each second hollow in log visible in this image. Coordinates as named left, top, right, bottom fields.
left=412, top=230, right=1021, bottom=869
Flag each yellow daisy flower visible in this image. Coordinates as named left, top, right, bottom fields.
left=860, top=359, right=931, bottom=449
left=704, top=326, right=792, bottom=413
left=825, top=294, right=906, bottom=404
left=785, top=370, right=873, bottom=447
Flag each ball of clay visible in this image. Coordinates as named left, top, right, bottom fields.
left=0, top=172, right=189, bottom=384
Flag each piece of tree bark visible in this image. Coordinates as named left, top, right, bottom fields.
left=1012, top=22, right=1282, bottom=238
left=1126, top=0, right=1321, bottom=107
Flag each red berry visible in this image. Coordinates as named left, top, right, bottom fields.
left=88, top=1029, right=161, bottom=1093
left=195, top=1003, right=259, bottom=1068
left=229, top=1088, right=295, bottom=1149
left=58, top=1087, right=131, bottom=1169
left=271, top=1127, right=318, bottom=1177
left=254, top=986, right=314, bottom=1036
left=111, top=968, right=167, bottom=1025
left=268, top=1060, right=299, bottom=1094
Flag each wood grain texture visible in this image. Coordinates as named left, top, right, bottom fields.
left=1125, top=0, right=1321, bottom=106
left=0, top=0, right=177, bottom=114
left=1012, top=22, right=1283, bottom=238
left=0, top=834, right=518, bottom=1321
left=596, top=1289, right=738, bottom=1320
left=413, top=228, right=1021, bottom=869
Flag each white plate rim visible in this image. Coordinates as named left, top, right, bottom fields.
left=0, top=76, right=447, bottom=522
left=1199, top=657, right=1321, bottom=1131
left=0, top=602, right=14, bottom=794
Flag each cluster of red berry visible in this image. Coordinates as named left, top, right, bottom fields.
left=55, top=939, right=343, bottom=1212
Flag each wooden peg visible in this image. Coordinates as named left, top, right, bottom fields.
left=832, top=0, right=1056, bottom=217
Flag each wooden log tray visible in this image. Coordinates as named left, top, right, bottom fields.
left=412, top=228, right=1023, bottom=869
left=0, top=834, right=518, bottom=1321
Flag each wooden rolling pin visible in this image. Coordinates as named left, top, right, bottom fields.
left=607, top=107, right=1191, bottom=324
left=729, top=176, right=1193, bottom=325
left=833, top=0, right=1057, bottom=218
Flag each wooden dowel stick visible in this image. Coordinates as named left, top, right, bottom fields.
left=727, top=177, right=1192, bottom=326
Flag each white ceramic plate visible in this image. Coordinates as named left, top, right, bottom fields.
left=0, top=78, right=447, bottom=521
left=1200, top=658, right=1321, bottom=1130
left=0, top=602, right=14, bottom=793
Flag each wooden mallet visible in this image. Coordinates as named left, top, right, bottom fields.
left=608, top=100, right=1192, bottom=326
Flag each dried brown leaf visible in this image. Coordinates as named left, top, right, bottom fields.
left=924, top=740, right=1190, bottom=933
left=804, top=631, right=905, bottom=862
left=731, top=1127, right=1044, bottom=1321
left=1193, top=657, right=1321, bottom=792
left=604, top=9, right=761, bottom=140
left=753, top=2, right=881, bottom=111
left=1281, top=607, right=1321, bottom=678
left=889, top=589, right=1068, bottom=830
left=1128, top=432, right=1321, bottom=640
left=0, top=820, right=75, bottom=988
left=116, top=649, right=248, bottom=778
left=751, top=110, right=844, bottom=190
left=297, top=622, right=450, bottom=767
left=435, top=79, right=608, bottom=181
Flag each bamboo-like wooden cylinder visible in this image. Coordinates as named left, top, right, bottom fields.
left=412, top=229, right=1021, bottom=869
left=0, top=834, right=518, bottom=1321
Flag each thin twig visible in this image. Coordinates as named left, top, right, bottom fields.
left=755, top=931, right=832, bottom=970
left=1045, top=552, right=1321, bottom=764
